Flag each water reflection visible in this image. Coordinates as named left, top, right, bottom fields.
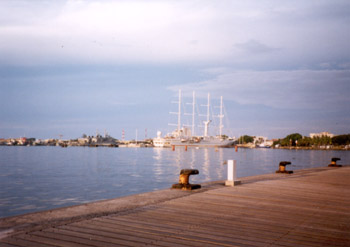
left=190, top=148, right=196, bottom=168
left=216, top=148, right=225, bottom=180
left=153, top=148, right=163, bottom=180
left=202, top=148, right=211, bottom=182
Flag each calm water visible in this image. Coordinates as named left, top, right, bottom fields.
left=1, top=146, right=349, bottom=218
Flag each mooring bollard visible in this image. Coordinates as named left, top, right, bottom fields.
left=329, top=157, right=342, bottom=167
left=172, top=169, right=201, bottom=190
left=276, top=161, right=293, bottom=174
left=224, top=160, right=241, bottom=186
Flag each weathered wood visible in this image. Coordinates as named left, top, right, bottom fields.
left=97, top=217, right=261, bottom=247
left=10, top=233, right=88, bottom=247
left=90, top=218, right=226, bottom=247
left=43, top=227, right=140, bottom=247
left=1, top=166, right=350, bottom=247
left=58, top=223, right=188, bottom=247
left=0, top=243, right=20, bottom=247
left=118, top=205, right=350, bottom=246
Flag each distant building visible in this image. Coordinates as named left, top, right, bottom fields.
left=78, top=137, right=90, bottom=145
left=309, top=132, right=334, bottom=138
left=17, top=137, right=27, bottom=145
left=253, top=136, right=274, bottom=147
left=253, top=136, right=267, bottom=144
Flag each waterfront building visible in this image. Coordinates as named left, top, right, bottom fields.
left=309, top=132, right=334, bottom=138
left=253, top=136, right=274, bottom=148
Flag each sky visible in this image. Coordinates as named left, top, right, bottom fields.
left=1, top=0, right=349, bottom=140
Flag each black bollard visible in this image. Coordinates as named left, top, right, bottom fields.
left=276, top=161, right=293, bottom=174
left=329, top=157, right=342, bottom=167
left=172, top=169, right=201, bottom=190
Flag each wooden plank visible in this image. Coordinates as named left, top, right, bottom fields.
left=43, top=227, right=144, bottom=247
left=161, top=191, right=350, bottom=220
left=58, top=224, right=187, bottom=247
left=10, top=233, right=88, bottom=247
left=29, top=230, right=123, bottom=247
left=106, top=212, right=348, bottom=247
left=86, top=218, right=240, bottom=247
left=157, top=199, right=350, bottom=230
left=98, top=216, right=276, bottom=247
left=0, top=241, right=27, bottom=247
left=0, top=244, right=19, bottom=247
left=157, top=201, right=317, bottom=227
left=2, top=234, right=60, bottom=247
left=70, top=219, right=224, bottom=247
left=205, top=187, right=350, bottom=207
left=114, top=208, right=290, bottom=236
left=106, top=215, right=289, bottom=246
left=116, top=208, right=350, bottom=245
left=229, top=185, right=350, bottom=206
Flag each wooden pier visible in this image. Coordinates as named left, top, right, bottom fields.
left=1, top=166, right=349, bottom=246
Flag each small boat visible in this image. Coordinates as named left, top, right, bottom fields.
left=153, top=131, right=171, bottom=147
left=257, top=143, right=271, bottom=148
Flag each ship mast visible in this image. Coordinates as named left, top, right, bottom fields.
left=169, top=89, right=182, bottom=137
left=178, top=89, right=181, bottom=136
left=192, top=91, right=195, bottom=136
left=219, top=96, right=224, bottom=137
left=185, top=91, right=196, bottom=137
left=213, top=96, right=225, bottom=137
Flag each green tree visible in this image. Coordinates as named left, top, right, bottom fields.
left=273, top=139, right=281, bottom=146
left=281, top=133, right=302, bottom=146
left=298, top=137, right=312, bottom=147
left=238, top=135, right=254, bottom=144
left=332, top=134, right=350, bottom=146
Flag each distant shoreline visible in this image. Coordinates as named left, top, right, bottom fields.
left=1, top=144, right=349, bottom=151
left=237, top=146, right=350, bottom=151
left=274, top=146, right=350, bottom=151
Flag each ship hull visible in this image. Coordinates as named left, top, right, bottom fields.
left=169, top=138, right=234, bottom=148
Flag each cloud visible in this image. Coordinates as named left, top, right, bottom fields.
left=0, top=1, right=231, bottom=65
left=109, top=101, right=138, bottom=106
left=0, top=0, right=349, bottom=68
left=168, top=69, right=350, bottom=111
left=235, top=40, right=278, bottom=54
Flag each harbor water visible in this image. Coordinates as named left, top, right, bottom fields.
left=1, top=146, right=349, bottom=218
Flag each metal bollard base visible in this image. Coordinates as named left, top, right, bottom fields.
left=329, top=158, right=341, bottom=167
left=328, top=164, right=342, bottom=167
left=276, top=170, right=293, bottom=174
left=171, top=183, right=201, bottom=190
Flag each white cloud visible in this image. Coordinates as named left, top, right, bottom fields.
left=109, top=101, right=137, bottom=106
left=235, top=39, right=279, bottom=54
left=168, top=69, right=350, bottom=110
left=0, top=0, right=349, bottom=67
left=1, top=1, right=234, bottom=65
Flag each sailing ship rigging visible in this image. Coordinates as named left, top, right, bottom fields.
left=153, top=90, right=235, bottom=148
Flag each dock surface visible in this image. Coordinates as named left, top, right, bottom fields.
left=1, top=166, right=350, bottom=246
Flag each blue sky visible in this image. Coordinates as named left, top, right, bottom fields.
left=1, top=0, right=349, bottom=140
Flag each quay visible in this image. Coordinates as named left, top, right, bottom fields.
left=1, top=166, right=349, bottom=246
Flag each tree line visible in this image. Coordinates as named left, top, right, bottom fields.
left=273, top=133, right=350, bottom=147
left=237, top=133, right=350, bottom=147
